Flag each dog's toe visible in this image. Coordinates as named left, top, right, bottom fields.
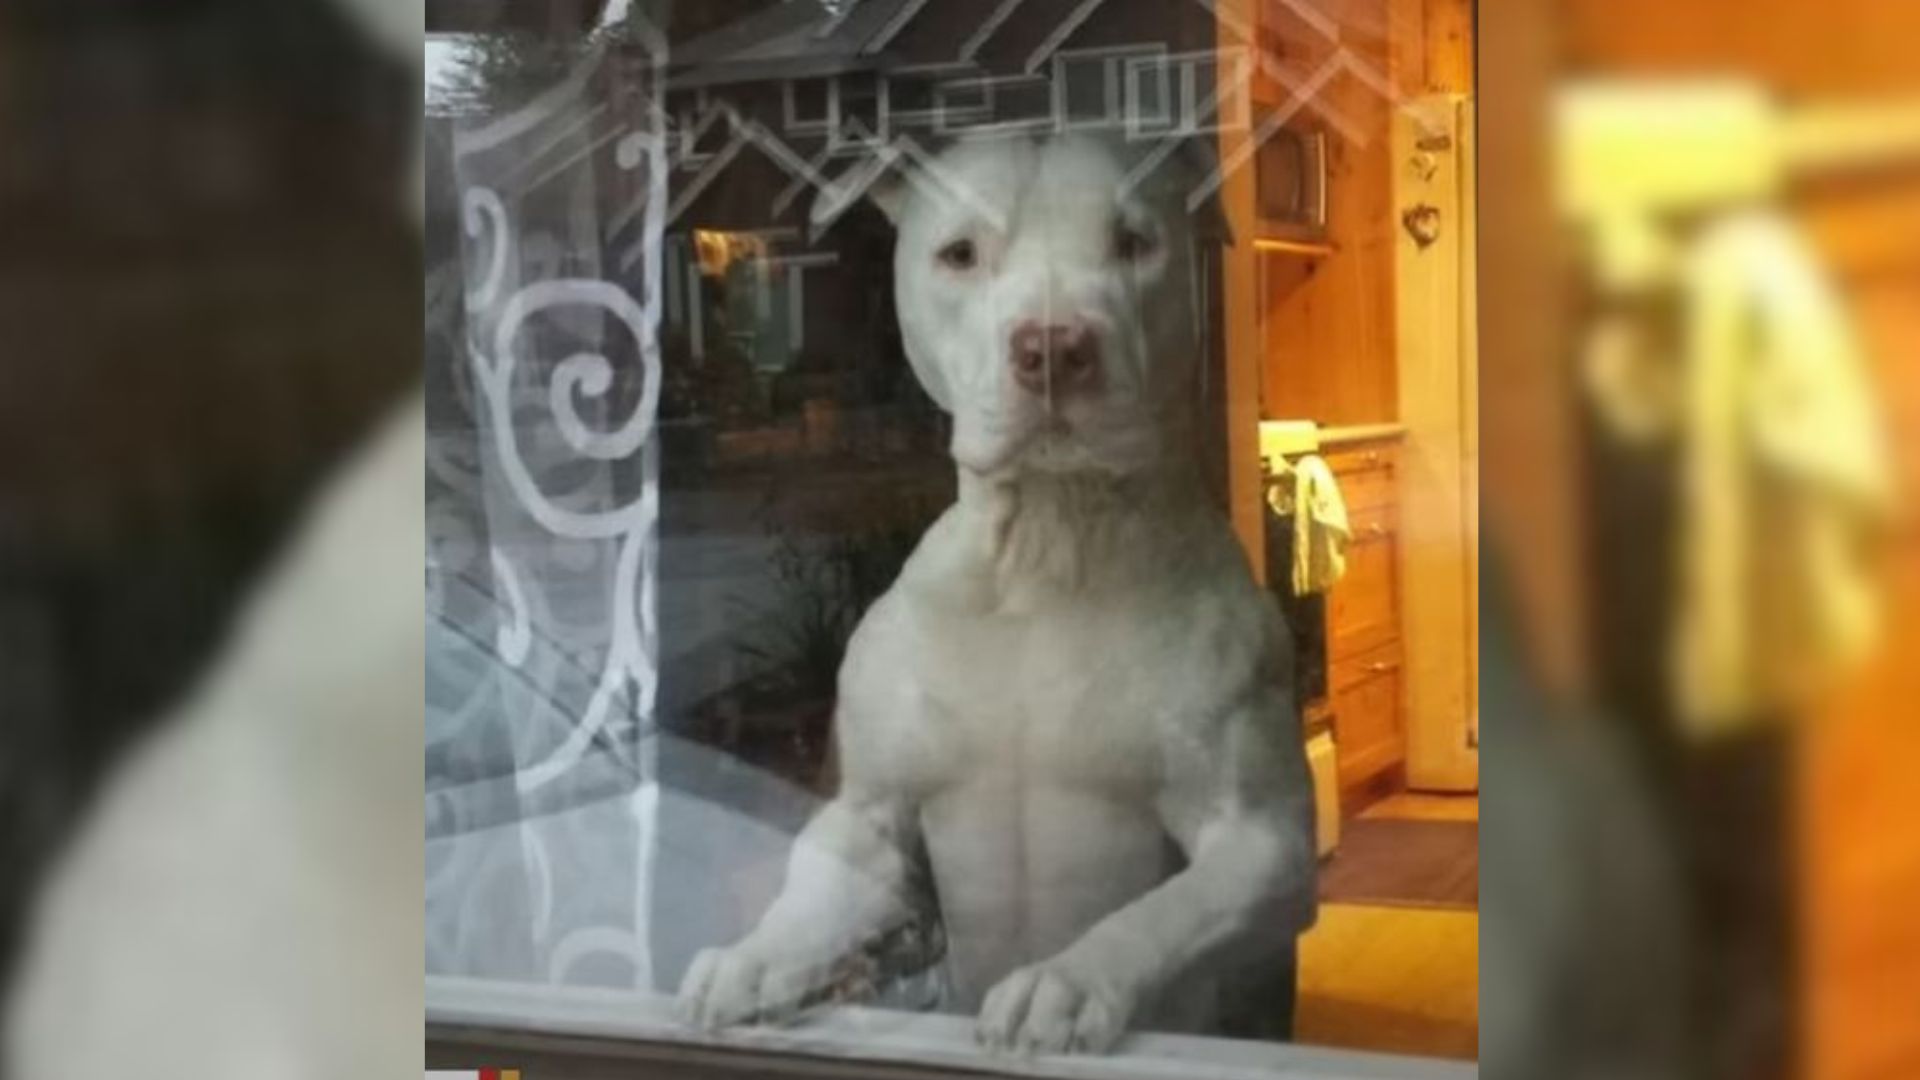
left=978, top=961, right=1129, bottom=1056
left=1012, top=972, right=1081, bottom=1055
left=976, top=966, right=1040, bottom=1052
left=1070, top=994, right=1123, bottom=1053
left=678, top=947, right=770, bottom=1031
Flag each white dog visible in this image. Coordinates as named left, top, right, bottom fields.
left=679, top=133, right=1316, bottom=1055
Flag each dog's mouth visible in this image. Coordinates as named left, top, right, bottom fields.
left=952, top=404, right=1158, bottom=478
left=1036, top=414, right=1073, bottom=439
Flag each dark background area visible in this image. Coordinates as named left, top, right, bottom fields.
left=0, top=0, right=419, bottom=992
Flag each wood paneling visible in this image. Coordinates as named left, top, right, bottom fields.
left=1420, top=0, right=1474, bottom=94
left=1254, top=0, right=1399, bottom=426
left=1794, top=95, right=1920, bottom=1080
left=1391, top=90, right=1480, bottom=792
left=1563, top=0, right=1919, bottom=98
left=1260, top=228, right=1397, bottom=424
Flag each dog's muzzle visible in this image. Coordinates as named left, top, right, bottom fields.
left=1008, top=319, right=1101, bottom=398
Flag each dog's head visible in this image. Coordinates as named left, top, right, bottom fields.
left=815, top=134, right=1224, bottom=478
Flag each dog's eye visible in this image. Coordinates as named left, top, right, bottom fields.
left=1112, top=224, right=1157, bottom=262
left=936, top=238, right=977, bottom=271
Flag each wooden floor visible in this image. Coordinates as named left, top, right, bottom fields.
left=1295, top=794, right=1479, bottom=1062
left=1360, top=792, right=1482, bottom=823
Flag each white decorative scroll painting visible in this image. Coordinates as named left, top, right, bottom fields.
left=426, top=18, right=670, bottom=993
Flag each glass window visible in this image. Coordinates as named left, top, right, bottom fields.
left=424, top=1, right=1480, bottom=1073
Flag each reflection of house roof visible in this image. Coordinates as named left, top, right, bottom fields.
left=656, top=0, right=1367, bottom=232
left=668, top=0, right=1145, bottom=88
left=671, top=0, right=925, bottom=88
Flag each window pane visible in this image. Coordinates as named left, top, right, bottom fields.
left=424, top=0, right=1479, bottom=1068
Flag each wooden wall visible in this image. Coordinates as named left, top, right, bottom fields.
left=1562, top=0, right=1917, bottom=98
left=1255, top=0, right=1396, bottom=424
left=1256, top=0, right=1472, bottom=425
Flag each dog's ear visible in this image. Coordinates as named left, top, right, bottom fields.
left=810, top=151, right=907, bottom=237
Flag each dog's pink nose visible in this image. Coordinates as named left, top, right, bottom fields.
left=1008, top=320, right=1100, bottom=395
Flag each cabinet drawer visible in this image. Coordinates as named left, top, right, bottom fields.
left=1330, top=642, right=1404, bottom=692
left=1323, top=443, right=1398, bottom=512
left=1330, top=645, right=1405, bottom=795
left=1327, top=505, right=1399, bottom=658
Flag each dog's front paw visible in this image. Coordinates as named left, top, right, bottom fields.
left=676, top=945, right=818, bottom=1032
left=976, top=958, right=1136, bottom=1055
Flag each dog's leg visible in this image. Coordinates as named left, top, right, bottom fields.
left=976, top=691, right=1315, bottom=1055
left=679, top=789, right=922, bottom=1030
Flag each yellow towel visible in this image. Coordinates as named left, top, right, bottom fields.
left=1291, top=454, right=1351, bottom=596
left=1585, top=212, right=1893, bottom=731
left=1675, top=213, right=1893, bottom=730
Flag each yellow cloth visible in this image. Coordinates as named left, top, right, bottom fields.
left=1672, top=213, right=1893, bottom=731
left=1289, top=454, right=1350, bottom=596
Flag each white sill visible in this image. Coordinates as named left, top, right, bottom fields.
left=427, top=976, right=1474, bottom=1080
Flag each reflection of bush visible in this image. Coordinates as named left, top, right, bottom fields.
left=657, top=329, right=701, bottom=421
left=724, top=510, right=951, bottom=993
left=698, top=503, right=933, bottom=787
left=694, top=340, right=765, bottom=425
left=768, top=369, right=847, bottom=419
left=740, top=514, right=926, bottom=699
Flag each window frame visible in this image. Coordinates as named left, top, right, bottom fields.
left=425, top=977, right=1476, bottom=1080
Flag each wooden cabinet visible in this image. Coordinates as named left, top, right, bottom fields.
left=1328, top=503, right=1399, bottom=658
left=1320, top=439, right=1406, bottom=807
left=1330, top=644, right=1406, bottom=795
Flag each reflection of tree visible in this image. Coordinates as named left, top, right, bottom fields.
left=721, top=498, right=950, bottom=991
left=740, top=517, right=925, bottom=699
left=436, top=33, right=589, bottom=116
left=692, top=340, right=764, bottom=425
left=699, top=495, right=936, bottom=786
left=669, top=0, right=782, bottom=47
left=656, top=328, right=701, bottom=421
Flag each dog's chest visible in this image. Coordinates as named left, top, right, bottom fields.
left=881, top=606, right=1193, bottom=1000
left=887, top=607, right=1175, bottom=799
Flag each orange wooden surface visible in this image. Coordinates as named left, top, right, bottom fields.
left=1807, top=562, right=1920, bottom=1080
left=1803, top=181, right=1920, bottom=1080
left=1553, top=3, right=1920, bottom=1073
